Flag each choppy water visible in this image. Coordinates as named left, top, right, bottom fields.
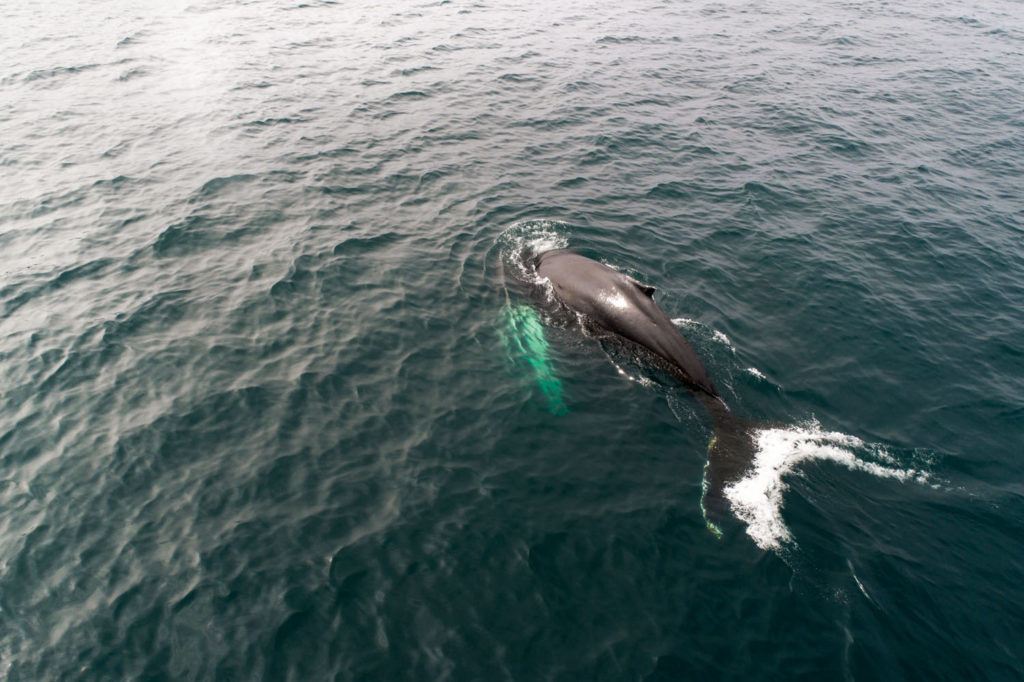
left=2, top=0, right=1023, bottom=679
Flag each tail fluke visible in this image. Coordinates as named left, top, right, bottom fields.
left=699, top=396, right=772, bottom=536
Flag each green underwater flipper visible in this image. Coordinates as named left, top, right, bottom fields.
left=503, top=303, right=568, bottom=415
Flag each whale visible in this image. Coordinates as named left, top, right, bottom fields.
left=532, top=248, right=764, bottom=532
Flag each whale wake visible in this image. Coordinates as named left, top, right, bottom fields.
left=725, top=421, right=930, bottom=551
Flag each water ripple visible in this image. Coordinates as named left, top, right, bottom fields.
left=1, top=0, right=1023, bottom=679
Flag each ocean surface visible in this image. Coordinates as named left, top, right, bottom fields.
left=2, top=0, right=1023, bottom=679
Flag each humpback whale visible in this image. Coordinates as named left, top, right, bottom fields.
left=532, top=249, right=764, bottom=532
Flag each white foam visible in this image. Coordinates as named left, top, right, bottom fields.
left=712, top=329, right=735, bottom=352
left=848, top=559, right=874, bottom=603
left=724, top=422, right=927, bottom=552
left=746, top=367, right=766, bottom=379
left=672, top=318, right=735, bottom=352
left=502, top=218, right=568, bottom=256
left=498, top=219, right=570, bottom=285
left=525, top=232, right=567, bottom=256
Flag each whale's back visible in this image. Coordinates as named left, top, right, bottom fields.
left=536, top=250, right=717, bottom=397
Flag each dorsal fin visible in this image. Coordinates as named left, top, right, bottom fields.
left=628, top=277, right=656, bottom=298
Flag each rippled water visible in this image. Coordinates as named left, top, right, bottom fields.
left=2, top=0, right=1023, bottom=679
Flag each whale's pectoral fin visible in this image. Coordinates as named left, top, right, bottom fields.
left=503, top=303, right=568, bottom=416
left=628, top=278, right=656, bottom=298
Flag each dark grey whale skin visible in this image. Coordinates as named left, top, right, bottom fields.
left=534, top=249, right=764, bottom=529
left=536, top=249, right=717, bottom=397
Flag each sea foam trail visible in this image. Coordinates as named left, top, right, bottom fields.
left=725, top=422, right=928, bottom=552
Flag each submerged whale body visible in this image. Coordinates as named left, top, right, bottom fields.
left=533, top=249, right=763, bottom=532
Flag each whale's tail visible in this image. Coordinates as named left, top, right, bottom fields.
left=698, top=395, right=774, bottom=536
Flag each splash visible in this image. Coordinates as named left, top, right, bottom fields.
left=712, top=329, right=735, bottom=352
left=495, top=219, right=569, bottom=284
left=724, top=422, right=928, bottom=551
left=672, top=317, right=735, bottom=352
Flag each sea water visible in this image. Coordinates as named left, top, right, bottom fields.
left=1, top=0, right=1023, bottom=679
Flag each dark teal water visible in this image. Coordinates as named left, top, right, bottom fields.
left=2, top=0, right=1023, bottom=679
